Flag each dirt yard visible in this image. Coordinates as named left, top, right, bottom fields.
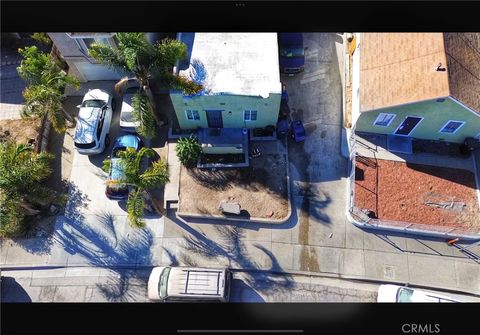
left=179, top=152, right=289, bottom=220
left=354, top=156, right=480, bottom=228
left=0, top=117, right=42, bottom=144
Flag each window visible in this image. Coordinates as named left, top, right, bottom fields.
left=185, top=110, right=200, bottom=121
left=244, top=110, right=258, bottom=121
left=439, top=120, right=465, bottom=134
left=373, top=113, right=396, bottom=127
left=69, top=34, right=116, bottom=55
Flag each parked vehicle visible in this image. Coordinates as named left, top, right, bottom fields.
left=105, top=134, right=143, bottom=200
left=291, top=120, right=306, bottom=142
left=377, top=285, right=461, bottom=303
left=120, top=85, right=141, bottom=132
left=73, top=89, right=115, bottom=155
left=147, top=266, right=232, bottom=302
left=278, top=33, right=305, bottom=74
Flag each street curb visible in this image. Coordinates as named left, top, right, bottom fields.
left=2, top=264, right=479, bottom=297
left=230, top=268, right=480, bottom=297
left=176, top=137, right=292, bottom=225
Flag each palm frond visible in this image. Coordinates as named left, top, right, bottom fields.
left=127, top=188, right=145, bottom=228
left=88, top=42, right=129, bottom=73
left=139, top=159, right=169, bottom=189
left=131, top=92, right=157, bottom=139
left=163, top=72, right=203, bottom=95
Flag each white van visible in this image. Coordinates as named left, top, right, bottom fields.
left=377, top=285, right=461, bottom=303
left=147, top=266, right=232, bottom=302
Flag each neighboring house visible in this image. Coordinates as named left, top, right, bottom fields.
left=48, top=33, right=123, bottom=82
left=170, top=33, right=282, bottom=155
left=352, top=33, right=480, bottom=144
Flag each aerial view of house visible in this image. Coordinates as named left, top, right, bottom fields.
left=1, top=29, right=480, bottom=313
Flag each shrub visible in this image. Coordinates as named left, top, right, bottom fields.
left=176, top=135, right=202, bottom=168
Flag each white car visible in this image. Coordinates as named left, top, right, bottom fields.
left=377, top=284, right=460, bottom=303
left=73, top=89, right=115, bottom=155
left=120, top=85, right=141, bottom=132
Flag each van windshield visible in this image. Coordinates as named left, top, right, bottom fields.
left=159, top=267, right=171, bottom=299
left=279, top=46, right=305, bottom=58
left=396, top=287, right=414, bottom=302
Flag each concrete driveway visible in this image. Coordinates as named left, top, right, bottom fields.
left=47, top=86, right=164, bottom=270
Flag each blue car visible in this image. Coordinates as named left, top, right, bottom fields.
left=291, top=120, right=306, bottom=142
left=278, top=33, right=305, bottom=74
left=106, top=134, right=143, bottom=200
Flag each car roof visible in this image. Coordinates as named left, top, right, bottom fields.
left=113, top=134, right=140, bottom=150
left=74, top=107, right=101, bottom=144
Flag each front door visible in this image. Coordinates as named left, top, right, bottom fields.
left=394, top=116, right=423, bottom=136
left=206, top=110, right=223, bottom=128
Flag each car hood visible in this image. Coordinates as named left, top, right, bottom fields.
left=83, top=89, right=109, bottom=104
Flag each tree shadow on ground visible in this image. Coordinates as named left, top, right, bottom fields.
left=187, top=168, right=233, bottom=191
left=52, top=208, right=154, bottom=301
left=10, top=181, right=89, bottom=256
left=167, top=215, right=295, bottom=295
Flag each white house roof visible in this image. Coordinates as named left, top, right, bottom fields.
left=177, top=33, right=281, bottom=98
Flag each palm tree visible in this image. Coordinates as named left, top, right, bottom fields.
left=0, top=140, right=60, bottom=237
left=17, top=46, right=80, bottom=132
left=88, top=33, right=202, bottom=138
left=103, top=147, right=169, bottom=228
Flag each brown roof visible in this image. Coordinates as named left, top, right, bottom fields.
left=360, top=33, right=480, bottom=115
left=444, top=33, right=480, bottom=113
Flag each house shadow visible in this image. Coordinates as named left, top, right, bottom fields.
left=405, top=161, right=478, bottom=189
left=361, top=227, right=480, bottom=263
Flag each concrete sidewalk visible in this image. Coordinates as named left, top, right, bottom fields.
left=3, top=266, right=480, bottom=303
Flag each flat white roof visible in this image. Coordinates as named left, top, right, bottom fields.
left=178, top=33, right=281, bottom=98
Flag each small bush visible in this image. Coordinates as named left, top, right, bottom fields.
left=176, top=135, right=202, bottom=168
left=30, top=33, right=52, bottom=46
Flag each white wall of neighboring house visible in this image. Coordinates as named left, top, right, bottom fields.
left=48, top=33, right=124, bottom=83
left=351, top=33, right=361, bottom=128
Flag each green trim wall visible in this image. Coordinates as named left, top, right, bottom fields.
left=355, top=97, right=480, bottom=143
left=170, top=92, right=281, bottom=130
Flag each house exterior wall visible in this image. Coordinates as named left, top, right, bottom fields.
left=355, top=97, right=480, bottom=143
left=48, top=33, right=123, bottom=83
left=170, top=92, right=281, bottom=130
